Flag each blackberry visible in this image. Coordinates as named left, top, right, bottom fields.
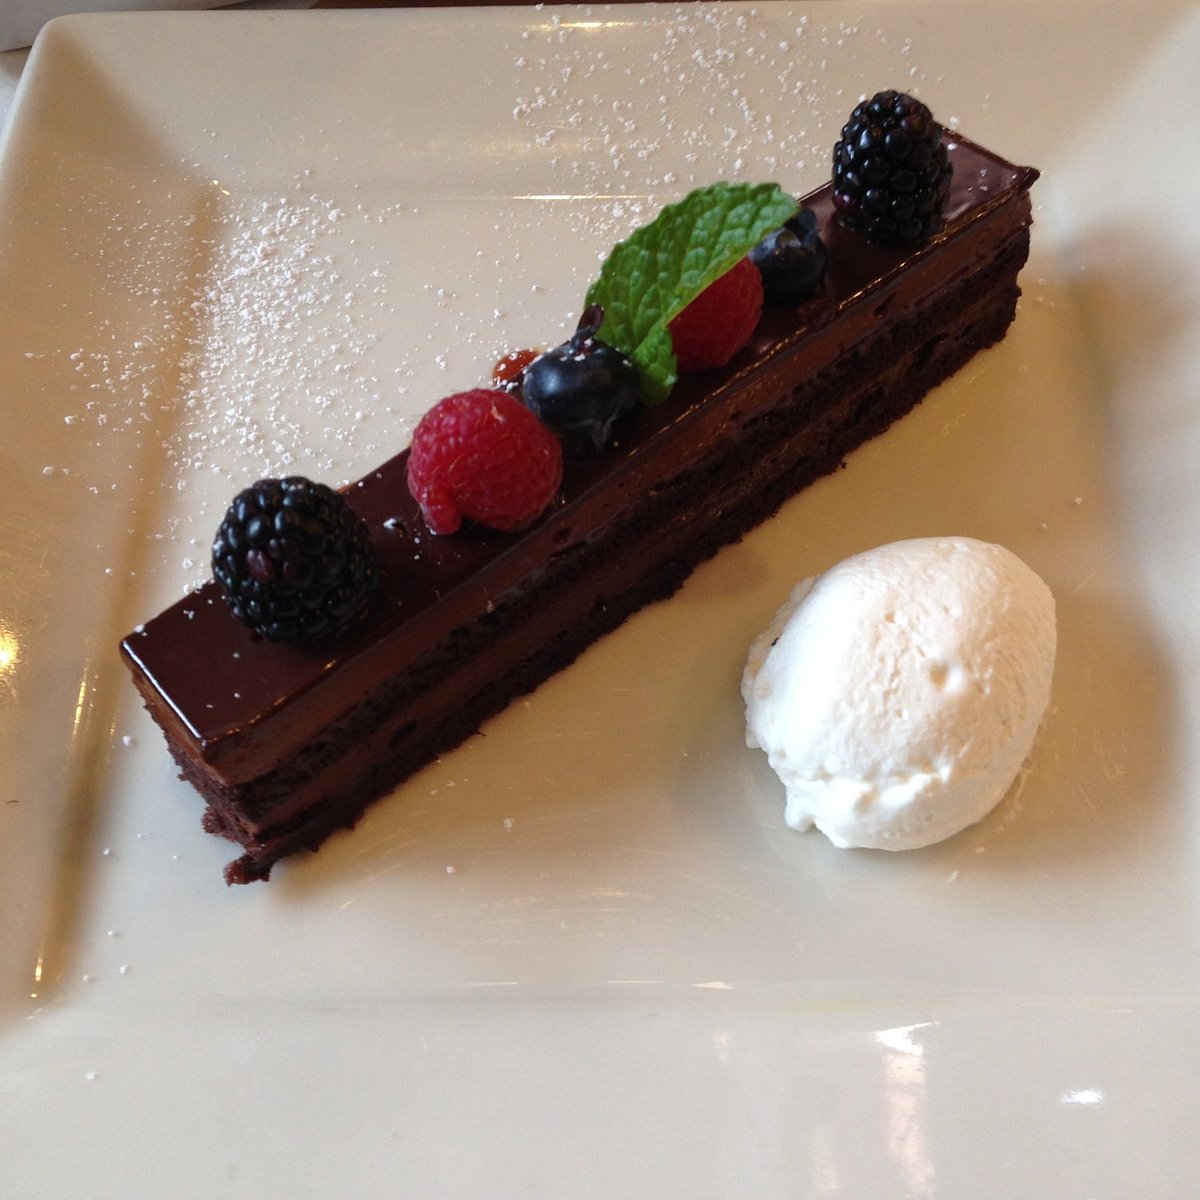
left=520, top=305, right=641, bottom=455
left=749, top=206, right=829, bottom=304
left=212, top=476, right=376, bottom=644
left=832, top=90, right=952, bottom=246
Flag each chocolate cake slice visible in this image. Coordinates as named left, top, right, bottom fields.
left=121, top=133, right=1038, bottom=883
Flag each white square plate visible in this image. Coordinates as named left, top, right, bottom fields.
left=1, top=4, right=1198, bottom=1194
left=0, top=1, right=316, bottom=53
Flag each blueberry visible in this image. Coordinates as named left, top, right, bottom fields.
left=521, top=306, right=641, bottom=455
left=749, top=206, right=829, bottom=305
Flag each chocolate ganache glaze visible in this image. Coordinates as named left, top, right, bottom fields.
left=122, top=134, right=1038, bottom=877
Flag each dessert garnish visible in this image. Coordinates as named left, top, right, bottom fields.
left=667, top=256, right=764, bottom=372
left=411, top=184, right=803, bottom=532
left=748, top=205, right=829, bottom=304
left=405, top=388, right=563, bottom=535
left=832, top=89, right=952, bottom=245
left=211, top=476, right=376, bottom=644
left=519, top=305, right=642, bottom=455
left=491, top=347, right=542, bottom=394
left=583, top=181, right=798, bottom=403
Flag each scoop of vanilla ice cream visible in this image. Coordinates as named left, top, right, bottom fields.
left=742, top=537, right=1056, bottom=850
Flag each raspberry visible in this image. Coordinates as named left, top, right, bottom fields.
left=212, top=476, right=376, bottom=644
left=406, top=388, right=563, bottom=535
left=832, top=90, right=952, bottom=245
left=668, top=256, right=763, bottom=372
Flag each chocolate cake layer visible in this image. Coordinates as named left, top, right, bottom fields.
left=121, top=135, right=1038, bottom=882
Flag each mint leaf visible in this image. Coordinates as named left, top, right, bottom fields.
left=585, top=182, right=799, bottom=405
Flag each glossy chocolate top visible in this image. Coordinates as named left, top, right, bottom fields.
left=122, top=135, right=1038, bottom=782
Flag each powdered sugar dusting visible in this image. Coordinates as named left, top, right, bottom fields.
left=508, top=4, right=944, bottom=248
left=167, top=188, right=396, bottom=481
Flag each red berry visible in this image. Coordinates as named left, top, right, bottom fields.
left=406, top=389, right=562, bottom=535
left=668, top=256, right=764, bottom=372
left=491, top=347, right=541, bottom=393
